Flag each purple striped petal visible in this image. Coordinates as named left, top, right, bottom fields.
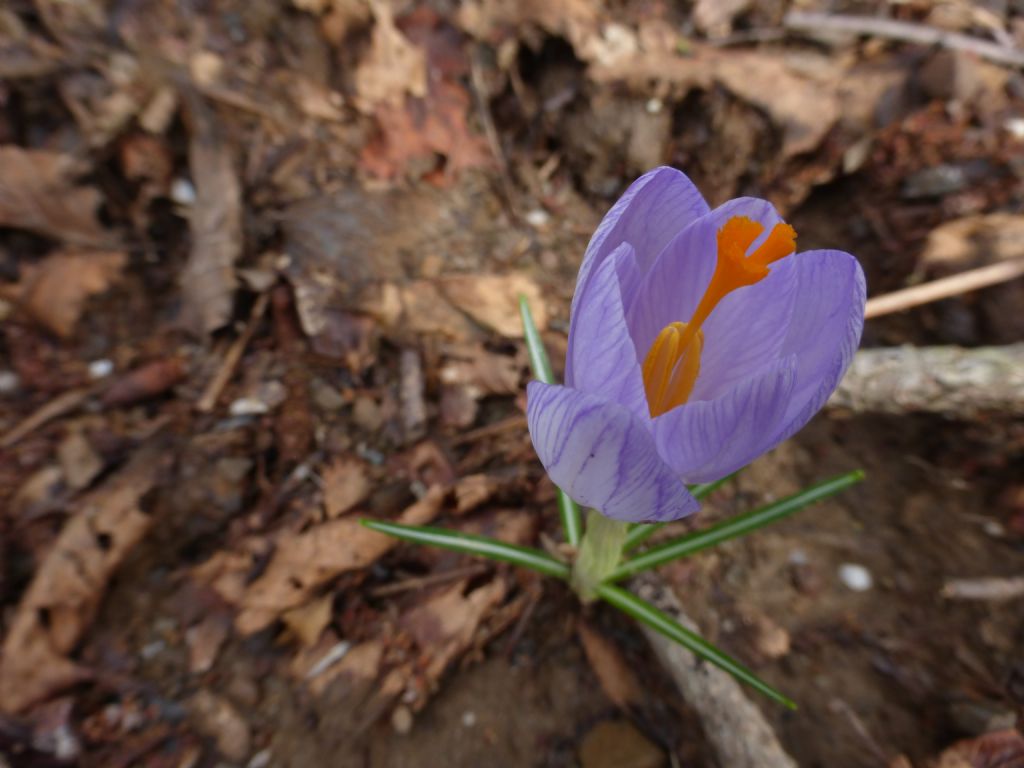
left=625, top=197, right=788, bottom=370
left=565, top=243, right=647, bottom=417
left=527, top=382, right=699, bottom=523
left=651, top=356, right=797, bottom=483
left=769, top=249, right=866, bottom=442
left=568, top=167, right=708, bottom=383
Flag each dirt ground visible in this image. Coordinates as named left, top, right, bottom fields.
left=1, top=0, right=1023, bottom=766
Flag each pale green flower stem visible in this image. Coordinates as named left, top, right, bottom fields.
left=571, top=510, right=630, bottom=602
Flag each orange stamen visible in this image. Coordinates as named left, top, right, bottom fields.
left=640, top=216, right=797, bottom=417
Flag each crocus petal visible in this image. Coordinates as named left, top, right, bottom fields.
left=565, top=243, right=648, bottom=417
left=626, top=197, right=787, bottom=362
left=769, top=249, right=866, bottom=442
left=527, top=382, right=699, bottom=522
left=652, top=356, right=797, bottom=483
left=569, top=166, right=708, bottom=346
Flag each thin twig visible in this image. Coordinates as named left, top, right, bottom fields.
left=864, top=258, right=1024, bottom=319
left=196, top=292, right=270, bottom=412
left=368, top=564, right=490, bottom=598
left=0, top=387, right=92, bottom=448
left=784, top=11, right=1024, bottom=68
left=941, top=576, right=1024, bottom=601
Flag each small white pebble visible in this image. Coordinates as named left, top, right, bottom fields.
left=0, top=370, right=19, bottom=395
left=525, top=208, right=550, bottom=228
left=1004, top=116, right=1024, bottom=139
left=645, top=97, right=663, bottom=114
left=170, top=177, right=197, bottom=206
left=246, top=749, right=273, bottom=768
left=88, top=359, right=114, bottom=379
left=788, top=548, right=809, bottom=565
left=838, top=563, right=873, bottom=592
left=983, top=520, right=1005, bottom=538
left=461, top=711, right=477, bottom=727
left=229, top=397, right=270, bottom=416
left=140, top=640, right=166, bottom=659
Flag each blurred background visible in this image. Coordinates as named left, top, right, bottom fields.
left=0, top=0, right=1023, bottom=766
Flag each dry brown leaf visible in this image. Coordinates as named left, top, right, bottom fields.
left=451, top=473, right=498, bottom=515
left=438, top=273, right=547, bottom=338
left=0, top=146, right=115, bottom=247
left=321, top=456, right=371, bottom=518
left=17, top=250, right=126, bottom=338
left=0, top=445, right=165, bottom=713
left=296, top=637, right=386, bottom=698
left=353, top=0, right=427, bottom=113
left=56, top=429, right=103, bottom=490
left=399, top=577, right=507, bottom=685
left=360, top=80, right=491, bottom=180
left=281, top=594, right=334, bottom=647
left=220, top=486, right=446, bottom=634
left=185, top=614, right=230, bottom=674
left=578, top=621, right=643, bottom=711
left=439, top=345, right=521, bottom=398
left=589, top=46, right=841, bottom=159
left=179, top=95, right=242, bottom=335
left=188, top=690, right=251, bottom=762
left=929, top=729, right=1024, bottom=768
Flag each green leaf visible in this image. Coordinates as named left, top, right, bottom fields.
left=624, top=472, right=740, bottom=552
left=611, top=470, right=864, bottom=581
left=361, top=519, right=571, bottom=580
left=596, top=583, right=796, bottom=709
left=519, top=294, right=582, bottom=548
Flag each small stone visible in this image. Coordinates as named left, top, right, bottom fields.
left=0, top=370, right=20, bottom=395
left=391, top=705, right=413, bottom=735
left=246, top=750, right=273, bottom=768
left=171, top=177, right=197, bottom=206
left=838, top=563, right=873, bottom=592
left=229, top=397, right=269, bottom=417
left=311, top=378, right=346, bottom=412
left=525, top=209, right=550, bottom=228
left=461, top=710, right=477, bottom=728
left=579, top=719, right=665, bottom=768
left=88, top=359, right=114, bottom=379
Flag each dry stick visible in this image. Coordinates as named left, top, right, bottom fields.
left=864, top=259, right=1024, bottom=319
left=630, top=573, right=798, bottom=768
left=783, top=10, right=1024, bottom=68
left=196, top=292, right=270, bottom=412
left=828, top=344, right=1024, bottom=417
left=0, top=387, right=92, bottom=448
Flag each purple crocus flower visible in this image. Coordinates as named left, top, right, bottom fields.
left=527, top=167, right=866, bottom=523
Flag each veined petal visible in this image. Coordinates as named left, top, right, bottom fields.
left=565, top=243, right=648, bottom=417
left=770, top=249, right=866, bottom=442
left=626, top=197, right=787, bottom=363
left=527, top=382, right=699, bottom=523
left=652, top=356, right=797, bottom=483
left=571, top=167, right=708, bottom=334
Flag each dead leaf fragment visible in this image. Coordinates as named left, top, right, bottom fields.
left=0, top=146, right=115, bottom=247
left=18, top=250, right=127, bottom=338
left=929, top=729, right=1024, bottom=768
left=353, top=0, right=427, bottom=112
left=185, top=615, right=230, bottom=674
left=281, top=594, right=334, bottom=647
left=220, top=485, right=446, bottom=634
left=188, top=690, right=251, bottom=762
left=179, top=95, right=243, bottom=335
left=322, top=456, right=371, bottom=517
left=578, top=621, right=643, bottom=711
left=57, top=430, right=103, bottom=490
left=400, top=577, right=507, bottom=685
left=0, top=446, right=165, bottom=712
left=438, top=273, right=547, bottom=338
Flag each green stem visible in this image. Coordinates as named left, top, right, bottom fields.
left=571, top=510, right=629, bottom=602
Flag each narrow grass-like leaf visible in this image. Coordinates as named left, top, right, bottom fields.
left=611, top=470, right=864, bottom=581
left=519, top=294, right=582, bottom=548
left=624, top=472, right=740, bottom=552
left=596, top=583, right=796, bottom=709
left=361, top=519, right=571, bottom=580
